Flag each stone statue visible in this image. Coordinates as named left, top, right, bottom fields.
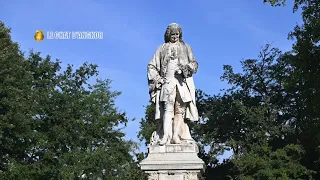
left=141, top=24, right=205, bottom=179
left=147, top=23, right=199, bottom=146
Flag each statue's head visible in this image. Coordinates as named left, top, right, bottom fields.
left=164, top=23, right=184, bottom=43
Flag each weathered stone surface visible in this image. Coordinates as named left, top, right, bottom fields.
left=144, top=169, right=201, bottom=180
left=140, top=143, right=205, bottom=180
left=141, top=23, right=205, bottom=180
left=149, top=143, right=198, bottom=153
left=147, top=23, right=199, bottom=146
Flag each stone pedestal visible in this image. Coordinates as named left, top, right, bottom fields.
left=140, top=143, right=205, bottom=180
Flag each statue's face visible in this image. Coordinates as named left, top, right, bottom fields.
left=169, top=29, right=179, bottom=43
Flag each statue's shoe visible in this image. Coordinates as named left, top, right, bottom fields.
left=159, top=136, right=168, bottom=146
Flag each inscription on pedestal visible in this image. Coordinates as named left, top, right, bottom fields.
left=166, top=144, right=195, bottom=152
left=141, top=144, right=205, bottom=179
left=183, top=172, right=198, bottom=180
left=149, top=172, right=158, bottom=180
left=147, top=171, right=199, bottom=180
left=149, top=144, right=198, bottom=153
left=160, top=174, right=183, bottom=180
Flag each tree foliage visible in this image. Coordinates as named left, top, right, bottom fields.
left=0, top=21, right=33, bottom=174
left=0, top=21, right=146, bottom=179
left=2, top=0, right=320, bottom=179
left=192, top=44, right=315, bottom=179
left=138, top=1, right=320, bottom=178
left=138, top=104, right=157, bottom=147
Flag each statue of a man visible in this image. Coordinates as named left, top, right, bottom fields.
left=147, top=23, right=199, bottom=145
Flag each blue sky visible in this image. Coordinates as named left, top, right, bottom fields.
left=1, top=0, right=301, bottom=160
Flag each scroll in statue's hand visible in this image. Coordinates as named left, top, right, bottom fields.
left=177, top=64, right=192, bottom=78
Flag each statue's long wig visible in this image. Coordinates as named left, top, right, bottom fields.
left=164, top=23, right=184, bottom=43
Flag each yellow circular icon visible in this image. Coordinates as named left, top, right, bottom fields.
left=34, top=30, right=44, bottom=42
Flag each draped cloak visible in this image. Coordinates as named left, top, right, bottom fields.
left=147, top=42, right=199, bottom=122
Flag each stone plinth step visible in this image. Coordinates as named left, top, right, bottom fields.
left=140, top=143, right=205, bottom=180
left=140, top=143, right=205, bottom=170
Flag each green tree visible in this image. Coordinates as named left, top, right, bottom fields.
left=0, top=21, right=34, bottom=174
left=195, top=44, right=314, bottom=179
left=232, top=144, right=312, bottom=180
left=199, top=1, right=320, bottom=178
left=138, top=104, right=157, bottom=147
left=286, top=0, right=320, bottom=177
left=0, top=21, right=146, bottom=180
left=262, top=0, right=303, bottom=11
left=265, top=0, right=320, bottom=177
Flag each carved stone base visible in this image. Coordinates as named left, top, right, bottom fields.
left=140, top=143, right=205, bottom=180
